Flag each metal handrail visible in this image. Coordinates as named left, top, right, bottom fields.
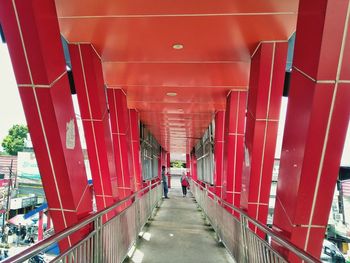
left=2, top=180, right=161, bottom=263
left=192, top=179, right=322, bottom=263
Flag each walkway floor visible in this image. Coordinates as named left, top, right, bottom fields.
left=125, top=176, right=234, bottom=263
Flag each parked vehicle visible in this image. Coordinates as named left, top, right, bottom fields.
left=321, top=239, right=346, bottom=263
left=28, top=252, right=45, bottom=263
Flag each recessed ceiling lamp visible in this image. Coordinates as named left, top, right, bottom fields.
left=166, top=92, right=177, bottom=97
left=172, top=44, right=184, bottom=50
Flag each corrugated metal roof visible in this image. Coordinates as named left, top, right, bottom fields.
left=0, top=155, right=17, bottom=178
left=342, top=180, right=350, bottom=197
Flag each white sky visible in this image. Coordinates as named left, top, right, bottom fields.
left=0, top=43, right=26, bottom=144
left=0, top=42, right=349, bottom=165
left=275, top=98, right=350, bottom=166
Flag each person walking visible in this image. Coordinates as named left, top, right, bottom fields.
left=3, top=224, right=9, bottom=244
left=180, top=172, right=189, bottom=197
left=161, top=166, right=169, bottom=199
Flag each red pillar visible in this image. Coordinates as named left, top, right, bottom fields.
left=129, top=109, right=143, bottom=191
left=46, top=211, right=51, bottom=230
left=158, top=148, right=166, bottom=183
left=214, top=111, right=225, bottom=198
left=69, top=44, right=118, bottom=213
left=273, top=0, right=350, bottom=260
left=240, top=42, right=287, bottom=231
left=157, top=153, right=161, bottom=182
left=191, top=152, right=198, bottom=181
left=0, top=0, right=92, bottom=249
left=161, top=149, right=167, bottom=180
left=166, top=152, right=171, bottom=188
left=186, top=154, right=191, bottom=177
left=38, top=211, right=43, bottom=241
left=107, top=89, right=134, bottom=200
left=223, top=91, right=247, bottom=213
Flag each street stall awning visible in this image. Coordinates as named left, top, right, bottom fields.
left=7, top=214, right=34, bottom=226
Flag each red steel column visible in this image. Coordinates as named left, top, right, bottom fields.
left=240, top=42, right=287, bottom=231
left=223, top=91, right=247, bottom=213
left=0, top=0, right=92, bottom=249
left=191, top=152, right=198, bottom=181
left=38, top=211, right=43, bottom=241
left=46, top=212, right=51, bottom=230
left=158, top=149, right=164, bottom=181
left=157, top=154, right=161, bottom=182
left=129, top=109, right=143, bottom=191
left=186, top=154, right=191, bottom=177
left=69, top=44, right=118, bottom=213
left=273, top=0, right=350, bottom=260
left=214, top=111, right=225, bottom=198
left=166, top=152, right=171, bottom=188
left=107, top=89, right=134, bottom=200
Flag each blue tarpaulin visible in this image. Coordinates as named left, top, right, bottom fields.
left=24, top=203, right=48, bottom=219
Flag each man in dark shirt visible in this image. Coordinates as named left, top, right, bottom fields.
left=161, top=166, right=169, bottom=199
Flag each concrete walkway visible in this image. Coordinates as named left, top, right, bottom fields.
left=125, top=176, right=234, bottom=263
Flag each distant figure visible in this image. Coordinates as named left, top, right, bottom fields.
left=3, top=224, right=9, bottom=243
left=180, top=172, right=190, bottom=197
left=0, top=250, right=4, bottom=260
left=162, top=166, right=169, bottom=199
left=16, top=224, right=21, bottom=245
left=20, top=225, right=27, bottom=240
left=3, top=250, right=8, bottom=259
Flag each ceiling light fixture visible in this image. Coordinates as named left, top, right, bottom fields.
left=166, top=92, right=177, bottom=97
left=172, top=44, right=184, bottom=50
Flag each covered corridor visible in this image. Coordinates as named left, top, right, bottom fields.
left=125, top=176, right=233, bottom=263
left=0, top=0, right=350, bottom=262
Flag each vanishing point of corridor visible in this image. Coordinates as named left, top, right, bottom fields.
left=126, top=176, right=234, bottom=263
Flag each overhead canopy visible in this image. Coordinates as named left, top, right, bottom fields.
left=55, top=0, right=298, bottom=153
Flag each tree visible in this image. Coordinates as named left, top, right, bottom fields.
left=171, top=160, right=185, bottom=168
left=1, top=124, right=28, bottom=155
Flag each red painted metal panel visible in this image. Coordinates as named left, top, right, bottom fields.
left=166, top=152, right=171, bottom=188
left=0, top=0, right=94, bottom=250
left=293, top=0, right=348, bottom=80
left=241, top=42, right=287, bottom=230
left=69, top=44, right=119, bottom=212
left=54, top=0, right=298, bottom=153
left=214, top=111, right=225, bottom=198
left=273, top=9, right=350, bottom=255
left=107, top=89, right=133, bottom=199
left=340, top=18, right=350, bottom=80
left=55, top=0, right=298, bottom=17
left=2, top=0, right=66, bottom=85
left=223, top=91, right=247, bottom=211
left=129, top=109, right=143, bottom=191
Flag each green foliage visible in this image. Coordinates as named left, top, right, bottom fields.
left=171, top=160, right=185, bottom=168
left=1, top=124, right=28, bottom=155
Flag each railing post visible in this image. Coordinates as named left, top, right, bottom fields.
left=214, top=195, right=221, bottom=242
left=157, top=184, right=161, bottom=207
left=93, top=216, right=103, bottom=263
left=135, top=194, right=140, bottom=238
left=240, top=215, right=249, bottom=263
left=148, top=183, right=152, bottom=218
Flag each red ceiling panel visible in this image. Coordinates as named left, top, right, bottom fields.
left=55, top=0, right=298, bottom=152
left=103, top=62, right=250, bottom=87
left=55, top=0, right=298, bottom=17
left=58, top=15, right=296, bottom=62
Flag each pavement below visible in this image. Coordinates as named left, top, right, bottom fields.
left=125, top=175, right=234, bottom=263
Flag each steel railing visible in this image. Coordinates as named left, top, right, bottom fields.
left=2, top=181, right=162, bottom=263
left=2, top=178, right=321, bottom=263
left=191, top=180, right=322, bottom=263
